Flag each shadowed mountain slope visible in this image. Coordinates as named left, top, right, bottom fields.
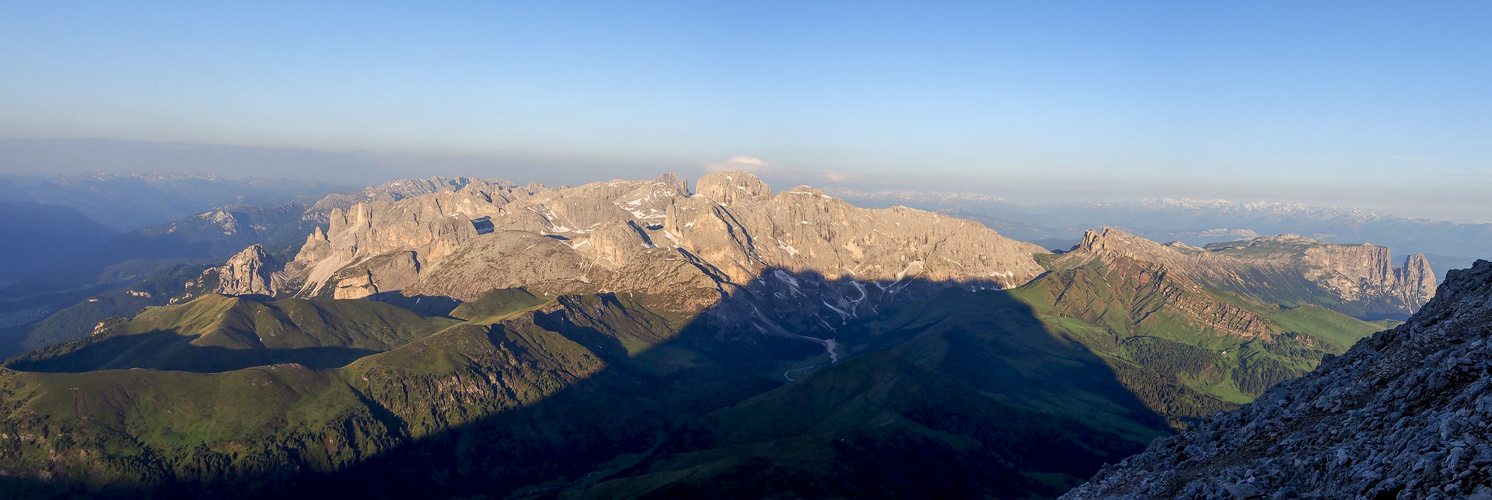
left=582, top=353, right=1144, bottom=499
left=1064, top=260, right=1492, bottom=499
left=0, top=201, right=119, bottom=286
left=0, top=277, right=1160, bottom=499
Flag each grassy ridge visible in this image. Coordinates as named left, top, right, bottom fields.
left=1010, top=254, right=1382, bottom=412
left=0, top=288, right=771, bottom=498
left=7, top=295, right=459, bottom=373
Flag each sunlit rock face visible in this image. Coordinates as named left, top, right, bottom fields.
left=1065, top=227, right=1435, bottom=319
left=182, top=244, right=284, bottom=298
left=667, top=173, right=1047, bottom=288
left=191, top=170, right=1050, bottom=331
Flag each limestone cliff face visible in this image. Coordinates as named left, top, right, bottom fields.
left=664, top=174, right=1047, bottom=289
left=652, top=172, right=1050, bottom=340
left=278, top=173, right=714, bottom=305
left=1066, top=227, right=1436, bottom=319
left=179, top=244, right=285, bottom=301
left=218, top=245, right=283, bottom=295
left=1394, top=253, right=1436, bottom=307
left=1299, top=240, right=1390, bottom=300
left=303, top=198, right=480, bottom=299
left=194, top=171, right=1048, bottom=340
left=1062, top=260, right=1492, bottom=499
left=402, top=231, right=584, bottom=299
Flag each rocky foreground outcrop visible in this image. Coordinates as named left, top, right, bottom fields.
left=1068, top=227, right=1435, bottom=319
left=1063, top=260, right=1492, bottom=499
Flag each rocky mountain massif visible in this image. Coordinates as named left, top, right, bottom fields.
left=1064, top=259, right=1492, bottom=499
left=0, top=171, right=1442, bottom=499
left=0, top=175, right=503, bottom=359
left=188, top=171, right=1047, bottom=338
left=1071, top=227, right=1435, bottom=320
left=1052, top=199, right=1489, bottom=281
left=834, top=191, right=1486, bottom=283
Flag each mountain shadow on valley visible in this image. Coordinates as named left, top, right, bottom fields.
left=5, top=293, right=457, bottom=373
left=0, top=270, right=1181, bottom=499
left=6, top=329, right=382, bottom=373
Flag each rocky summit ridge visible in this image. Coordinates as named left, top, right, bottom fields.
left=188, top=170, right=1049, bottom=341
left=1066, top=227, right=1435, bottom=319
left=1063, top=259, right=1492, bottom=499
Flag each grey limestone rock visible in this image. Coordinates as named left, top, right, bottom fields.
left=183, top=244, right=285, bottom=298
left=665, top=172, right=1048, bottom=290
left=1062, top=259, right=1492, bottom=499
left=192, top=171, right=1053, bottom=337
left=1069, top=227, right=1436, bottom=319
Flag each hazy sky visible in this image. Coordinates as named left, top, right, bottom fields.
left=2, top=2, right=1489, bottom=220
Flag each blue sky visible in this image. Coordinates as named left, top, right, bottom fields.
left=2, top=2, right=1489, bottom=220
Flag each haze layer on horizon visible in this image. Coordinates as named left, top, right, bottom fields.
left=2, top=2, right=1488, bottom=221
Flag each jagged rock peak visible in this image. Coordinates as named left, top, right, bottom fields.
left=1062, top=260, right=1492, bottom=499
left=221, top=245, right=281, bottom=295
left=653, top=172, right=690, bottom=195
left=179, top=244, right=286, bottom=300
left=1075, top=226, right=1166, bottom=256
left=695, top=170, right=772, bottom=207
left=1396, top=253, right=1437, bottom=307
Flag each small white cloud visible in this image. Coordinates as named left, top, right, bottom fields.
left=705, top=156, right=772, bottom=173
left=728, top=156, right=767, bottom=166
left=702, top=156, right=860, bottom=185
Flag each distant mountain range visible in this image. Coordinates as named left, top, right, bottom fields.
left=0, top=171, right=1450, bottom=498
left=0, top=171, right=346, bottom=232
left=0, top=201, right=119, bottom=286
left=829, top=190, right=1492, bottom=281
left=0, top=172, right=361, bottom=359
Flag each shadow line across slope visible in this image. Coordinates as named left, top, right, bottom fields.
left=0, top=270, right=1175, bottom=499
